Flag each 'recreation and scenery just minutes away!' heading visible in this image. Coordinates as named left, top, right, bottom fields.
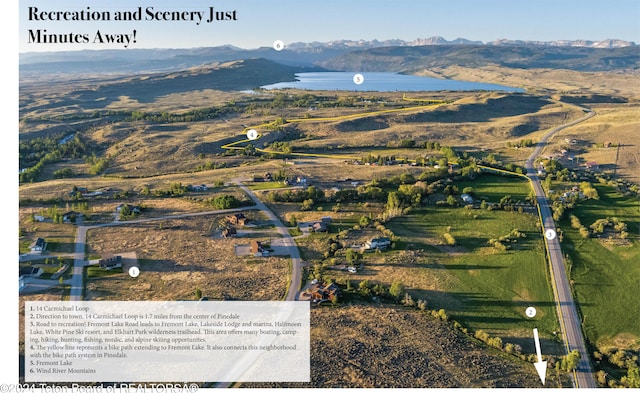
left=27, top=6, right=238, bottom=48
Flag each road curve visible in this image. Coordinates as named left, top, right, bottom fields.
left=68, top=205, right=272, bottom=301
left=525, top=106, right=597, bottom=388
left=208, top=180, right=304, bottom=388
left=232, top=178, right=303, bottom=301
left=72, top=183, right=302, bottom=302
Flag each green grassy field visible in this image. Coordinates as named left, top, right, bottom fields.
left=304, top=204, right=561, bottom=353
left=456, top=174, right=532, bottom=203
left=87, top=265, right=123, bottom=279
left=386, top=207, right=558, bottom=345
left=279, top=174, right=560, bottom=352
left=560, top=184, right=640, bottom=351
left=247, top=181, right=292, bottom=190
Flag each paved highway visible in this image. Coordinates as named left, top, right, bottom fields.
left=525, top=106, right=597, bottom=388
left=69, top=216, right=86, bottom=301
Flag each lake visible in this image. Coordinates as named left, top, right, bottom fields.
left=260, top=72, right=524, bottom=92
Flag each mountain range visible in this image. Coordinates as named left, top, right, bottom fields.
left=285, top=36, right=636, bottom=49
left=19, top=36, right=639, bottom=77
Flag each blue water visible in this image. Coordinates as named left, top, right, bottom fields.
left=260, top=72, right=524, bottom=92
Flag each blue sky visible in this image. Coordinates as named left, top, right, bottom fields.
left=18, top=0, right=640, bottom=52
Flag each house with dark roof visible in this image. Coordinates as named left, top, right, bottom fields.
left=62, top=211, right=81, bottom=223
left=99, top=254, right=122, bottom=269
left=302, top=282, right=341, bottom=303
left=250, top=240, right=268, bottom=256
left=19, top=266, right=42, bottom=278
left=221, top=226, right=237, bottom=238
left=29, top=238, right=46, bottom=253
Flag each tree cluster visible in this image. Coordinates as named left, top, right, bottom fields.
left=579, top=182, right=599, bottom=200
left=506, top=139, right=535, bottom=148
left=487, top=229, right=526, bottom=252
left=20, top=134, right=102, bottom=183
left=53, top=167, right=75, bottom=179
left=193, top=161, right=226, bottom=172
left=127, top=102, right=239, bottom=123
left=206, top=195, right=243, bottom=210
left=594, top=349, right=640, bottom=388
left=589, top=217, right=629, bottom=239
left=118, top=204, right=140, bottom=220
left=555, top=350, right=581, bottom=372
left=86, top=154, right=111, bottom=175
left=474, top=330, right=504, bottom=351
left=153, top=182, right=188, bottom=197
left=569, top=214, right=590, bottom=239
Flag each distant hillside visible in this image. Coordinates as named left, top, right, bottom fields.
left=22, top=58, right=310, bottom=107
left=19, top=46, right=335, bottom=75
left=91, top=58, right=307, bottom=99
left=317, top=45, right=640, bottom=73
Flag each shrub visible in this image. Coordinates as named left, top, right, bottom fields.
left=358, top=280, right=371, bottom=295
left=505, top=343, right=515, bottom=354
left=443, top=232, right=456, bottom=246
left=579, top=226, right=590, bottom=238
left=570, top=214, right=582, bottom=229
left=372, top=284, right=387, bottom=297
left=488, top=337, right=503, bottom=350
left=475, top=330, right=489, bottom=343
left=359, top=215, right=371, bottom=227
left=401, top=293, right=415, bottom=307
left=389, top=281, right=405, bottom=299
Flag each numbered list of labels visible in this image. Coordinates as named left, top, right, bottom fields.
left=25, top=301, right=310, bottom=383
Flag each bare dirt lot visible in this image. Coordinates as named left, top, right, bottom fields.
left=245, top=304, right=571, bottom=388
left=84, top=215, right=289, bottom=301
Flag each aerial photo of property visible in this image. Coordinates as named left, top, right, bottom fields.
left=17, top=0, right=639, bottom=389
